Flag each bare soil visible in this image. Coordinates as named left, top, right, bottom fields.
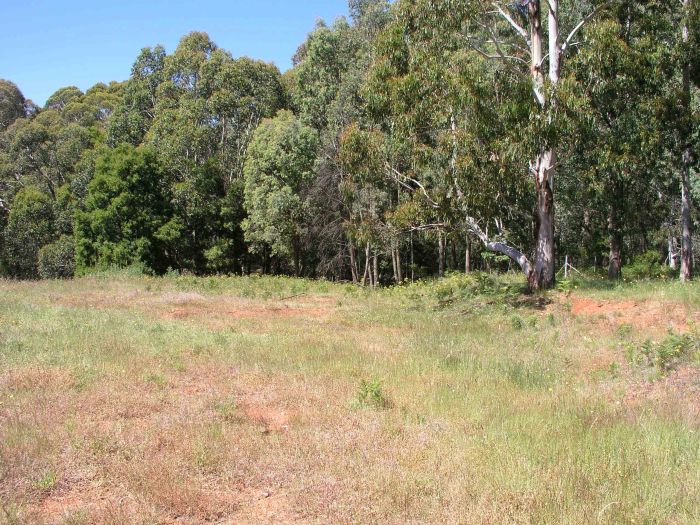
left=568, top=295, right=699, bottom=335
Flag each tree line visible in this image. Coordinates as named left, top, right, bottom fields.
left=0, top=0, right=698, bottom=289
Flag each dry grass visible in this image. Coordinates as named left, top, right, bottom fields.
left=0, top=273, right=699, bottom=524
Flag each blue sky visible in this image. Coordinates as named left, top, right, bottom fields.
left=0, top=0, right=350, bottom=106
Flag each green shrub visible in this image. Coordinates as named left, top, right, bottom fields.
left=2, top=186, right=56, bottom=278
left=38, top=236, right=76, bottom=279
left=625, top=330, right=700, bottom=374
left=624, top=251, right=674, bottom=281
left=353, top=378, right=391, bottom=409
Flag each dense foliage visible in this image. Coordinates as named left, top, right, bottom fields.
left=0, top=0, right=698, bottom=286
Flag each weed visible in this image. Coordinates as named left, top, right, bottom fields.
left=0, top=503, right=23, bottom=525
left=500, top=359, right=555, bottom=389
left=616, top=323, right=633, bottom=339
left=625, top=331, right=700, bottom=374
left=510, top=316, right=524, bottom=330
left=214, top=397, right=238, bottom=422
left=61, top=509, right=90, bottom=525
left=557, top=278, right=574, bottom=295
left=353, top=378, right=391, bottom=409
left=609, top=361, right=621, bottom=378
left=143, top=372, right=167, bottom=388
left=34, top=470, right=57, bottom=491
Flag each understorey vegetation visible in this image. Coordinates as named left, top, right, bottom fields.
left=0, top=0, right=698, bottom=290
left=0, top=273, right=699, bottom=522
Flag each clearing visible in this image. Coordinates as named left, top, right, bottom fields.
left=0, top=273, right=699, bottom=524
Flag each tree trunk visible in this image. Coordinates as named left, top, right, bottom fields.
left=526, top=0, right=558, bottom=290
left=373, top=254, right=379, bottom=288
left=465, top=237, right=472, bottom=273
left=450, top=239, right=457, bottom=270
left=608, top=233, right=622, bottom=280
left=669, top=234, right=678, bottom=270
left=362, top=242, right=371, bottom=287
left=410, top=231, right=415, bottom=282
left=293, top=237, right=300, bottom=277
left=438, top=232, right=445, bottom=278
left=349, top=242, right=359, bottom=283
left=680, top=2, right=693, bottom=281
left=681, top=150, right=693, bottom=281
left=530, top=150, right=556, bottom=289
left=608, top=182, right=623, bottom=280
left=395, top=247, right=402, bottom=283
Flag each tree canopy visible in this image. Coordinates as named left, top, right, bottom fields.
left=0, top=2, right=697, bottom=286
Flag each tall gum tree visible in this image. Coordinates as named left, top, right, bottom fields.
left=373, top=0, right=611, bottom=289
left=480, top=0, right=610, bottom=289
left=679, top=0, right=696, bottom=281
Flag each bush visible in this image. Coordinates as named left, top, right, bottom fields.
left=624, top=251, right=674, bottom=281
left=2, top=186, right=56, bottom=278
left=353, top=378, right=391, bottom=409
left=625, top=330, right=700, bottom=374
left=38, top=236, right=76, bottom=279
left=75, top=144, right=171, bottom=274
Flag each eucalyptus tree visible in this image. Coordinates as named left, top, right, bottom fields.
left=676, top=0, right=699, bottom=280
left=1, top=105, right=93, bottom=200
left=2, top=186, right=56, bottom=278
left=107, top=45, right=166, bottom=146
left=290, top=1, right=392, bottom=280
left=136, top=33, right=286, bottom=273
left=366, top=0, right=613, bottom=289
left=0, top=80, right=26, bottom=131
left=242, top=110, right=319, bottom=276
left=565, top=6, right=671, bottom=278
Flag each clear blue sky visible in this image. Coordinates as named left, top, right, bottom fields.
left=0, top=0, right=350, bottom=106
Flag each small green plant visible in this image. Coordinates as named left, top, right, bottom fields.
left=34, top=470, right=57, bottom=491
left=556, top=278, right=574, bottom=295
left=61, top=509, right=90, bottom=525
left=510, top=316, right=524, bottom=330
left=609, top=361, right=621, bottom=378
left=143, top=372, right=167, bottom=388
left=353, top=378, right=391, bottom=409
left=1, top=502, right=23, bottom=525
left=625, top=331, right=700, bottom=374
left=214, top=397, right=238, bottom=422
left=616, top=323, right=633, bottom=339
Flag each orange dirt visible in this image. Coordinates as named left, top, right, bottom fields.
left=50, top=289, right=334, bottom=330
left=226, top=490, right=301, bottom=525
left=568, top=295, right=699, bottom=335
left=242, top=403, right=294, bottom=433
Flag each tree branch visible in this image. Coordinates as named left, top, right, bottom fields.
left=491, top=2, right=529, bottom=43
left=385, top=163, right=440, bottom=208
left=463, top=216, right=533, bottom=276
left=562, top=2, right=612, bottom=55
left=472, top=46, right=529, bottom=66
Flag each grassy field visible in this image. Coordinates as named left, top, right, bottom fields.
left=0, top=272, right=699, bottom=524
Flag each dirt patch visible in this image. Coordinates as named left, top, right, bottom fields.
left=568, top=295, right=699, bottom=335
left=623, top=365, right=700, bottom=422
left=50, top=287, right=335, bottom=330
left=242, top=403, right=294, bottom=433
left=228, top=490, right=301, bottom=525
left=161, top=305, right=330, bottom=321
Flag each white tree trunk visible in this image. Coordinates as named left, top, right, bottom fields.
left=680, top=1, right=694, bottom=281
left=528, top=0, right=558, bottom=289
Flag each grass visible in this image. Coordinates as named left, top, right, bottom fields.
left=0, top=271, right=698, bottom=524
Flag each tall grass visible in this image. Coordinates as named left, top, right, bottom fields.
left=0, top=273, right=698, bottom=523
